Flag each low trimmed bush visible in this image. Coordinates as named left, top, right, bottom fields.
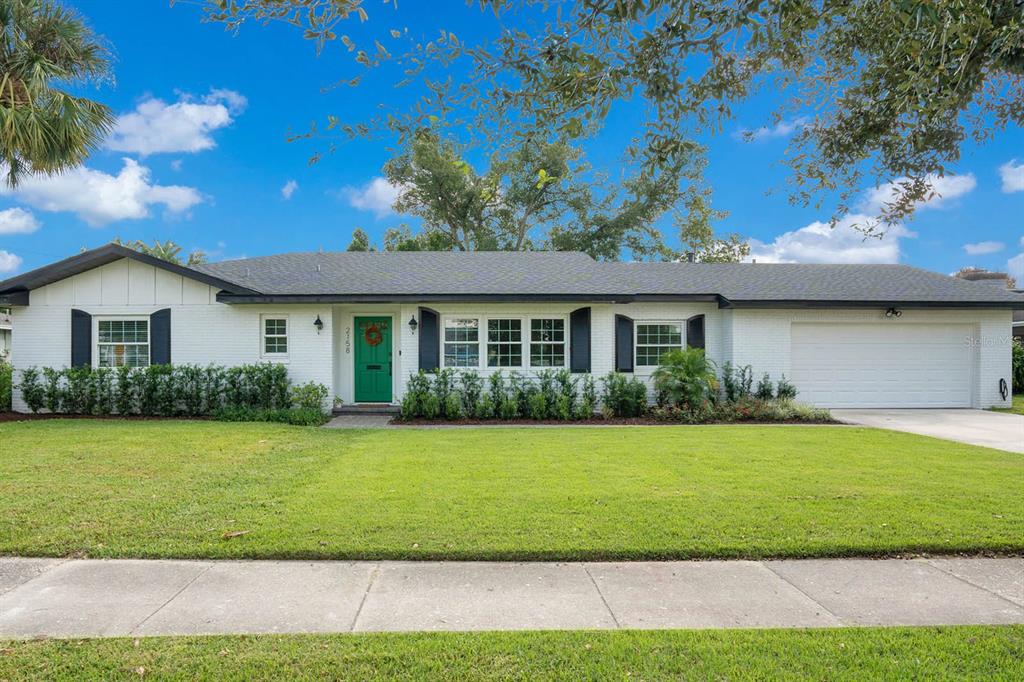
left=214, top=406, right=329, bottom=426
left=15, top=363, right=328, bottom=424
left=400, top=368, right=605, bottom=422
left=600, top=371, right=648, bottom=418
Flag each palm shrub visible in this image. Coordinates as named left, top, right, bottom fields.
left=652, top=348, right=719, bottom=414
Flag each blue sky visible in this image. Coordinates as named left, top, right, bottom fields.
left=0, top=1, right=1021, bottom=282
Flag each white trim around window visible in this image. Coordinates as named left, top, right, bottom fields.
left=635, top=320, right=685, bottom=369
left=95, top=316, right=150, bottom=368
left=260, top=314, right=290, bottom=360
left=440, top=314, right=569, bottom=370
left=528, top=316, right=567, bottom=368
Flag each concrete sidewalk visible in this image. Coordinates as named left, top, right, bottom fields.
left=0, top=557, right=1019, bottom=634
left=0, top=557, right=1020, bottom=639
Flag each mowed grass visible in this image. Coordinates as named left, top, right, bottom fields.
left=0, top=420, right=1022, bottom=560
left=1, top=627, right=1021, bottom=680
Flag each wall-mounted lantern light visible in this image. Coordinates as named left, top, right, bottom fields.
left=313, top=315, right=324, bottom=334
left=884, top=307, right=903, bottom=318
left=408, top=314, right=419, bottom=334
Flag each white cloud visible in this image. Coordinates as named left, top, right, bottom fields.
left=746, top=214, right=914, bottom=264
left=999, top=160, right=1024, bottom=193
left=341, top=177, right=402, bottom=217
left=0, top=207, right=40, bottom=234
left=861, top=173, right=976, bottom=215
left=1008, top=253, right=1024, bottom=286
left=281, top=179, right=298, bottom=200
left=0, top=158, right=203, bottom=227
left=963, top=241, right=1005, bottom=256
left=106, top=89, right=247, bottom=156
left=734, top=118, right=806, bottom=142
left=0, top=250, right=22, bottom=273
left=169, top=159, right=183, bottom=172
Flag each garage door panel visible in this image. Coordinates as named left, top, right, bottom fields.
left=790, top=323, right=973, bottom=408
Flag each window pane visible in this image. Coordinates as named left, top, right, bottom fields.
left=444, top=318, right=479, bottom=344
left=265, top=318, right=287, bottom=335
left=530, top=318, right=564, bottom=343
left=486, top=319, right=522, bottom=367
left=444, top=343, right=479, bottom=367
left=265, top=337, right=288, bottom=354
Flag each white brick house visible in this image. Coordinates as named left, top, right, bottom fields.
left=0, top=244, right=1020, bottom=411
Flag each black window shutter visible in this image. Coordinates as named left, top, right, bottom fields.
left=687, top=314, right=706, bottom=350
left=418, top=307, right=439, bottom=372
left=614, top=314, right=634, bottom=373
left=150, top=308, right=172, bottom=365
left=569, top=307, right=591, bottom=373
left=70, top=309, right=92, bottom=368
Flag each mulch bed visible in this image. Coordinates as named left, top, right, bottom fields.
left=392, top=417, right=837, bottom=426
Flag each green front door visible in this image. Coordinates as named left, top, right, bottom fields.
left=354, top=316, right=393, bottom=403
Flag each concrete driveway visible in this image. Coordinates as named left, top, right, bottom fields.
left=833, top=409, right=1024, bottom=453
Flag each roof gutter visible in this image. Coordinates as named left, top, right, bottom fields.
left=719, top=299, right=1024, bottom=309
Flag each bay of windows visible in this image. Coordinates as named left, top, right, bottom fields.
left=443, top=316, right=567, bottom=369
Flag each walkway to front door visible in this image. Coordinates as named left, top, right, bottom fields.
left=354, top=316, right=392, bottom=403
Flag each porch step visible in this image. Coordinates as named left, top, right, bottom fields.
left=332, top=403, right=400, bottom=416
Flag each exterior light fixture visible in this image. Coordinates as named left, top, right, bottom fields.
left=408, top=315, right=419, bottom=334
left=884, top=307, right=903, bottom=318
left=313, top=315, right=324, bottom=333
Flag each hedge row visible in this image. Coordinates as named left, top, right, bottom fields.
left=16, top=363, right=327, bottom=419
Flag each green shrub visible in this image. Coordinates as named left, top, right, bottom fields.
left=214, top=406, right=329, bottom=426
left=652, top=348, right=718, bottom=414
left=291, top=381, right=329, bottom=410
left=601, top=372, right=648, bottom=418
left=1012, top=339, right=1024, bottom=393
left=575, top=374, right=597, bottom=419
left=755, top=373, right=775, bottom=400
left=459, top=371, right=483, bottom=414
left=474, top=394, right=495, bottom=419
left=18, top=367, right=44, bottom=413
left=527, top=390, right=548, bottom=420
left=0, top=360, right=11, bottom=411
left=14, top=362, right=294, bottom=417
left=721, top=362, right=754, bottom=402
left=421, top=393, right=441, bottom=419
left=443, top=392, right=464, bottom=419
left=776, top=374, right=798, bottom=401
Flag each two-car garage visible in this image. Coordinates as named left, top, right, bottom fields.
left=789, top=322, right=975, bottom=408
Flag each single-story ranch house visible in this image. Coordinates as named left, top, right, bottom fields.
left=1, top=243, right=1021, bottom=411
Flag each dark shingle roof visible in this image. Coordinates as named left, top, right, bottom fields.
left=191, top=251, right=1024, bottom=307
left=605, top=262, right=1024, bottom=305
left=193, top=251, right=617, bottom=296
left=3, top=246, right=1023, bottom=308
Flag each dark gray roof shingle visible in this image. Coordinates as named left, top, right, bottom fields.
left=191, top=250, right=1024, bottom=306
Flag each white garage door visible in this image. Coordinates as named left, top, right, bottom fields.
left=790, top=323, right=974, bottom=408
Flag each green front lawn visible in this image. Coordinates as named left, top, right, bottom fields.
left=1, top=627, right=1021, bottom=680
left=991, top=394, right=1024, bottom=415
left=1, top=420, right=1021, bottom=560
